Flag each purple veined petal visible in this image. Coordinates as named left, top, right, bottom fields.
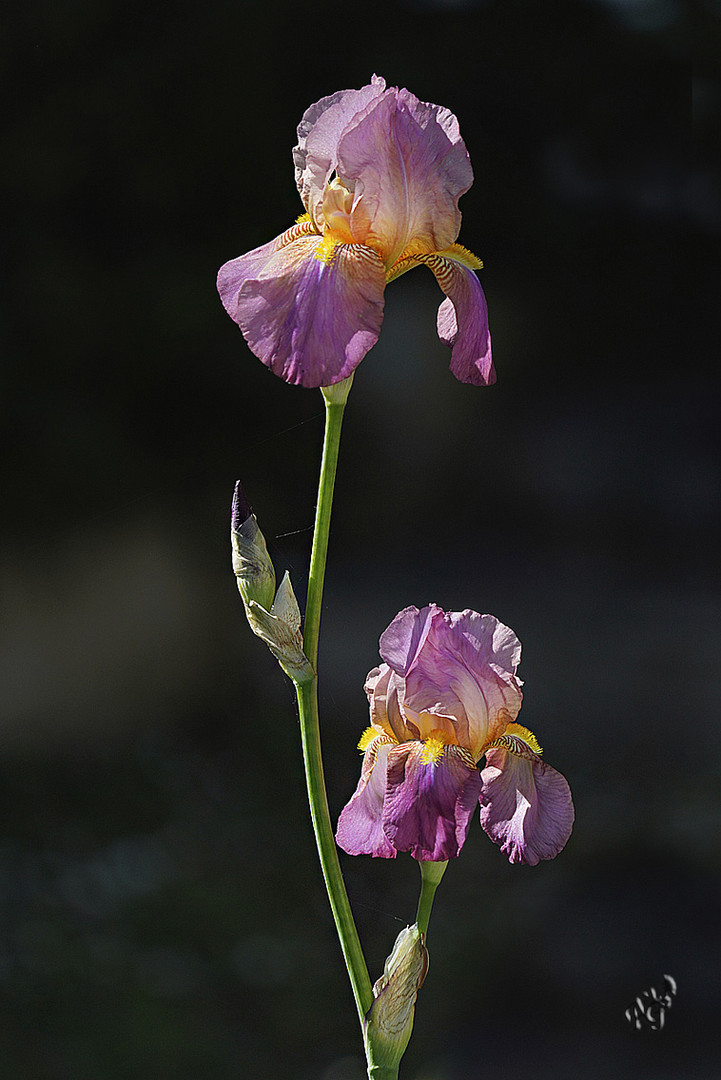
left=479, top=744, right=575, bottom=866
left=336, top=88, right=474, bottom=266
left=336, top=739, right=397, bottom=858
left=385, top=608, right=523, bottom=758
left=234, top=234, right=387, bottom=387
left=428, top=249, right=495, bottom=386
left=365, top=664, right=419, bottom=743
left=293, top=77, right=386, bottom=229
left=383, top=743, right=482, bottom=861
left=217, top=219, right=316, bottom=323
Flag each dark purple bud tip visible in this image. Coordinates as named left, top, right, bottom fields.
left=231, top=481, right=253, bottom=531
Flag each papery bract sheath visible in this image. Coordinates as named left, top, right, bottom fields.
left=230, top=484, right=313, bottom=685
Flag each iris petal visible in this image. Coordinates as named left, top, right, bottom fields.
left=227, top=233, right=386, bottom=387
left=217, top=219, right=314, bottom=321
left=379, top=605, right=523, bottom=758
left=293, top=77, right=386, bottom=229
left=365, top=664, right=419, bottom=743
left=336, top=739, right=397, bottom=858
left=383, top=743, right=482, bottom=861
left=433, top=252, right=494, bottom=386
left=336, top=88, right=473, bottom=265
left=479, top=744, right=574, bottom=866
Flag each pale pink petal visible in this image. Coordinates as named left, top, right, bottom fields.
left=218, top=234, right=285, bottom=322
left=336, top=740, right=396, bottom=858
left=365, top=664, right=419, bottom=743
left=479, top=745, right=574, bottom=866
left=383, top=743, right=482, bottom=861
left=336, top=88, right=473, bottom=265
left=431, top=254, right=494, bottom=385
left=380, top=606, right=522, bottom=758
left=234, top=235, right=386, bottom=387
left=293, top=77, right=386, bottom=228
left=378, top=604, right=443, bottom=678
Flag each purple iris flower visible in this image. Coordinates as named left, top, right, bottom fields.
left=217, top=76, right=493, bottom=388
left=336, top=605, right=574, bottom=865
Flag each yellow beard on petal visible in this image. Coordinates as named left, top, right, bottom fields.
left=485, top=722, right=543, bottom=756
left=420, top=729, right=452, bottom=766
left=358, top=726, right=379, bottom=752
left=314, top=234, right=340, bottom=264
left=436, top=243, right=483, bottom=270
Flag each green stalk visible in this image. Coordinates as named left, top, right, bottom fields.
left=294, top=375, right=374, bottom=1025
left=415, top=860, right=448, bottom=937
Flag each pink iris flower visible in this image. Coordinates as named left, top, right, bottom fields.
left=217, top=76, right=493, bottom=388
left=336, top=605, right=574, bottom=865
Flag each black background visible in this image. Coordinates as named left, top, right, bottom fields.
left=1, top=1, right=719, bottom=1077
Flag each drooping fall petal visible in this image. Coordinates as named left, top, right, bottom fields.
left=479, top=743, right=575, bottom=865
left=382, top=743, right=482, bottom=861
left=431, top=250, right=494, bottom=385
left=226, top=233, right=386, bottom=387
left=336, top=739, right=397, bottom=858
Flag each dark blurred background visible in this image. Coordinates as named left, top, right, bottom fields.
left=1, top=0, right=718, bottom=1077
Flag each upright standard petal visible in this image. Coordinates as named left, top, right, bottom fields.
left=233, top=234, right=386, bottom=387
left=380, top=605, right=523, bottom=758
left=365, top=664, right=420, bottom=743
left=293, top=77, right=386, bottom=229
left=383, top=743, right=482, bottom=861
left=479, top=743, right=574, bottom=866
left=336, top=88, right=474, bottom=265
left=378, top=604, right=443, bottom=679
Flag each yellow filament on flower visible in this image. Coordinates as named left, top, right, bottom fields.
left=420, top=729, right=452, bottom=766
left=295, top=212, right=313, bottom=225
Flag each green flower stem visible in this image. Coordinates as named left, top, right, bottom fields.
left=415, top=860, right=448, bottom=937
left=294, top=377, right=374, bottom=1026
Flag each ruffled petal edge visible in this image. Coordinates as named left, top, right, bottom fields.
left=479, top=742, right=574, bottom=866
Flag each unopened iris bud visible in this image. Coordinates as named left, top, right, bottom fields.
left=231, top=483, right=314, bottom=685
left=231, top=481, right=276, bottom=612
left=364, top=924, right=429, bottom=1073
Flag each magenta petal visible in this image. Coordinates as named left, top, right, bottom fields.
left=479, top=746, right=574, bottom=866
left=383, top=744, right=482, bottom=861
left=234, top=235, right=386, bottom=387
left=336, top=740, right=396, bottom=858
left=433, top=258, right=494, bottom=386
